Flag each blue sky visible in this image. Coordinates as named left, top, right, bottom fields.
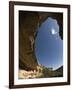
left=35, top=17, right=63, bottom=70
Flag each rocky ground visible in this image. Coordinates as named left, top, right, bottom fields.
left=18, top=65, right=63, bottom=79
left=18, top=69, right=42, bottom=79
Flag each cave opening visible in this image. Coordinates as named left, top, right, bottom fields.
left=35, top=17, right=63, bottom=70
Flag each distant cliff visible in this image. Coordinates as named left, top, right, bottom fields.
left=54, top=66, right=63, bottom=77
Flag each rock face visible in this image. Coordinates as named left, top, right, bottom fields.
left=19, top=11, right=39, bottom=70
left=19, top=11, right=63, bottom=71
